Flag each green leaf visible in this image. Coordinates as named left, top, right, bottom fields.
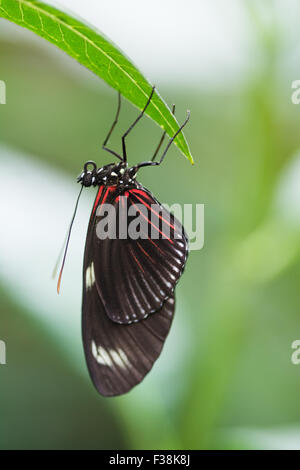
left=0, top=0, right=193, bottom=163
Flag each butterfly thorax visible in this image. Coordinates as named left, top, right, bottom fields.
left=78, top=161, right=139, bottom=189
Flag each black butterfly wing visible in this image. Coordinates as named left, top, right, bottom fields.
left=82, top=291, right=175, bottom=397
left=82, top=192, right=175, bottom=395
left=91, top=185, right=188, bottom=324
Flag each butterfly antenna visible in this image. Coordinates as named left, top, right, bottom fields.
left=54, top=185, right=83, bottom=294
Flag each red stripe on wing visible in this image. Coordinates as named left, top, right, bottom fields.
left=129, top=191, right=175, bottom=231
left=147, top=237, right=166, bottom=255
left=137, top=241, right=155, bottom=263
left=92, top=186, right=104, bottom=215
left=129, top=198, right=174, bottom=243
left=129, top=246, right=145, bottom=273
left=130, top=189, right=153, bottom=202
left=92, top=185, right=117, bottom=215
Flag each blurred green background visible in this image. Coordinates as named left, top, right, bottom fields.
left=1, top=0, right=300, bottom=450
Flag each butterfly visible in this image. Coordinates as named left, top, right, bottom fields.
left=57, top=87, right=190, bottom=396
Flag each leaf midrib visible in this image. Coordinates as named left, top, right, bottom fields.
left=17, top=0, right=177, bottom=137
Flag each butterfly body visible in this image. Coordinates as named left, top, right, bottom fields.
left=78, top=161, right=139, bottom=190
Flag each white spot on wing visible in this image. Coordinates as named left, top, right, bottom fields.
left=85, top=262, right=95, bottom=290
left=110, top=350, right=123, bottom=368
left=91, top=342, right=131, bottom=369
left=91, top=340, right=98, bottom=358
left=117, top=348, right=131, bottom=368
left=110, top=348, right=130, bottom=369
left=91, top=341, right=113, bottom=367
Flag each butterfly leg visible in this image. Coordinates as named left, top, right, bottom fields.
left=137, top=110, right=190, bottom=169
left=121, top=86, right=156, bottom=163
left=102, top=92, right=123, bottom=161
left=151, top=104, right=175, bottom=162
